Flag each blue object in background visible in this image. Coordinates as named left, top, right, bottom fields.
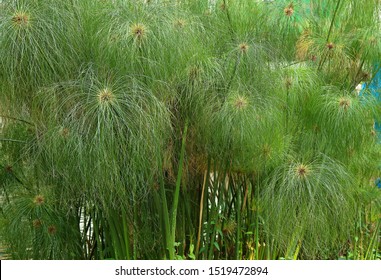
left=362, top=65, right=381, bottom=97
left=360, top=66, right=381, bottom=189
left=361, top=66, right=381, bottom=135
left=375, top=178, right=381, bottom=189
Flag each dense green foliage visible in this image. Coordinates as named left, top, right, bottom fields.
left=1, top=0, right=381, bottom=260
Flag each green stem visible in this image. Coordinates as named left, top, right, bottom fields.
left=223, top=0, right=235, bottom=37
left=326, top=0, right=341, bottom=43
left=152, top=187, right=167, bottom=258
left=169, top=119, right=189, bottom=259
left=235, top=179, right=241, bottom=259
left=350, top=53, right=367, bottom=90
left=195, top=165, right=209, bottom=259
left=132, top=195, right=138, bottom=260
left=226, top=53, right=241, bottom=93
left=255, top=177, right=260, bottom=260
left=108, top=211, right=123, bottom=259
left=365, top=220, right=380, bottom=259
left=0, top=138, right=27, bottom=143
left=0, top=115, right=33, bottom=125
left=317, top=50, right=328, bottom=71
left=159, top=167, right=172, bottom=259
left=92, top=211, right=104, bottom=260
left=121, top=210, right=131, bottom=260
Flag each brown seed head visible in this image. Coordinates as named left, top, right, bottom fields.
left=295, top=164, right=309, bottom=179
left=130, top=23, right=146, bottom=40
left=32, top=219, right=42, bottom=228
left=5, top=165, right=13, bottom=173
left=48, top=225, right=57, bottom=235
left=60, top=127, right=70, bottom=138
left=339, top=97, right=351, bottom=111
left=284, top=4, right=294, bottom=17
left=361, top=71, right=370, bottom=81
left=34, top=195, right=44, bottom=205
left=238, top=43, right=249, bottom=54
left=327, top=42, right=334, bottom=50
left=12, top=12, right=29, bottom=27
left=233, top=96, right=248, bottom=110
left=97, top=88, right=113, bottom=104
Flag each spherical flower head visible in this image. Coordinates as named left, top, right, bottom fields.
left=295, top=164, right=310, bottom=179
left=232, top=95, right=249, bottom=110
left=284, top=4, right=294, bottom=17
left=34, top=195, right=45, bottom=206
left=361, top=71, right=370, bottom=81
left=97, top=88, right=113, bottom=105
left=5, top=165, right=13, bottom=173
left=32, top=219, right=42, bottom=228
left=12, top=11, right=30, bottom=28
left=338, top=97, right=351, bottom=111
left=48, top=225, right=57, bottom=235
left=238, top=43, right=249, bottom=54
left=60, top=127, right=70, bottom=138
left=130, top=23, right=147, bottom=41
left=327, top=42, right=335, bottom=50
